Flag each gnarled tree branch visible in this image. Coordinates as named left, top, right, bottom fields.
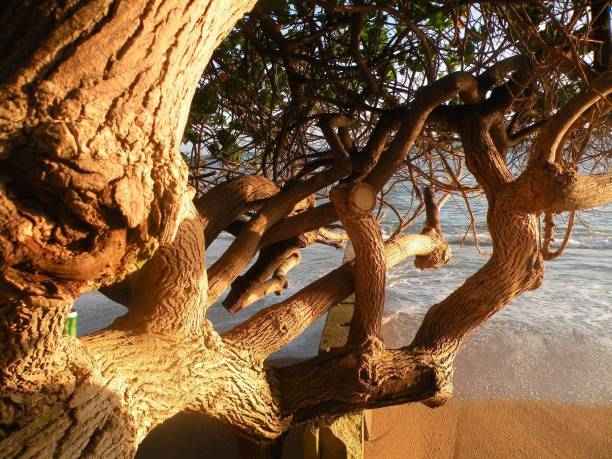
left=331, top=182, right=385, bottom=346
left=530, top=74, right=612, bottom=165
left=504, top=162, right=612, bottom=213
left=196, top=175, right=279, bottom=247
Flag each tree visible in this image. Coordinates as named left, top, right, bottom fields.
left=1, top=1, right=610, bottom=457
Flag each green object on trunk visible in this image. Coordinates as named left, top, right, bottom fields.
left=65, top=311, right=78, bottom=337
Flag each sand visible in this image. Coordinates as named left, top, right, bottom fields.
left=366, top=400, right=612, bottom=459
left=136, top=400, right=612, bottom=458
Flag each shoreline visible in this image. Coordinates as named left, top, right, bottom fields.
left=136, top=398, right=612, bottom=459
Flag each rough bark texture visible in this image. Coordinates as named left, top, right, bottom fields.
left=0, top=0, right=259, bottom=457
left=196, top=175, right=279, bottom=248
left=330, top=182, right=385, bottom=345
left=2, top=3, right=612, bottom=457
left=222, top=234, right=312, bottom=314
left=205, top=167, right=346, bottom=305
left=223, top=232, right=447, bottom=362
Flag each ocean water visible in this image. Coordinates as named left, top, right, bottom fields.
left=74, top=194, right=611, bottom=404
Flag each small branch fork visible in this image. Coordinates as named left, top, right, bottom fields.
left=414, top=186, right=452, bottom=270
left=222, top=232, right=315, bottom=314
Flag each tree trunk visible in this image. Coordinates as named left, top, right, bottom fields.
left=0, top=1, right=258, bottom=457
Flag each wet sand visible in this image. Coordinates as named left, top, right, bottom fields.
left=136, top=399, right=612, bottom=458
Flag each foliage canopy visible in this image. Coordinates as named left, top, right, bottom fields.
left=186, top=0, right=610, bottom=217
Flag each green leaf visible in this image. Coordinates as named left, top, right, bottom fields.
left=429, top=11, right=445, bottom=29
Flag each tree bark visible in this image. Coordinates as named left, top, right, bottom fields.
left=196, top=175, right=279, bottom=248
left=330, top=182, right=386, bottom=346
left=0, top=0, right=259, bottom=457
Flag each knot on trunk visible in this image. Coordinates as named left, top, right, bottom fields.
left=351, top=337, right=385, bottom=390
left=414, top=352, right=454, bottom=408
left=421, top=367, right=454, bottom=408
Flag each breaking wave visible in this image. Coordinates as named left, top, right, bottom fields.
left=442, top=233, right=612, bottom=250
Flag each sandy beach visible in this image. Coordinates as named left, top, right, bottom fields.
left=365, top=400, right=612, bottom=459
left=136, top=399, right=612, bottom=458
